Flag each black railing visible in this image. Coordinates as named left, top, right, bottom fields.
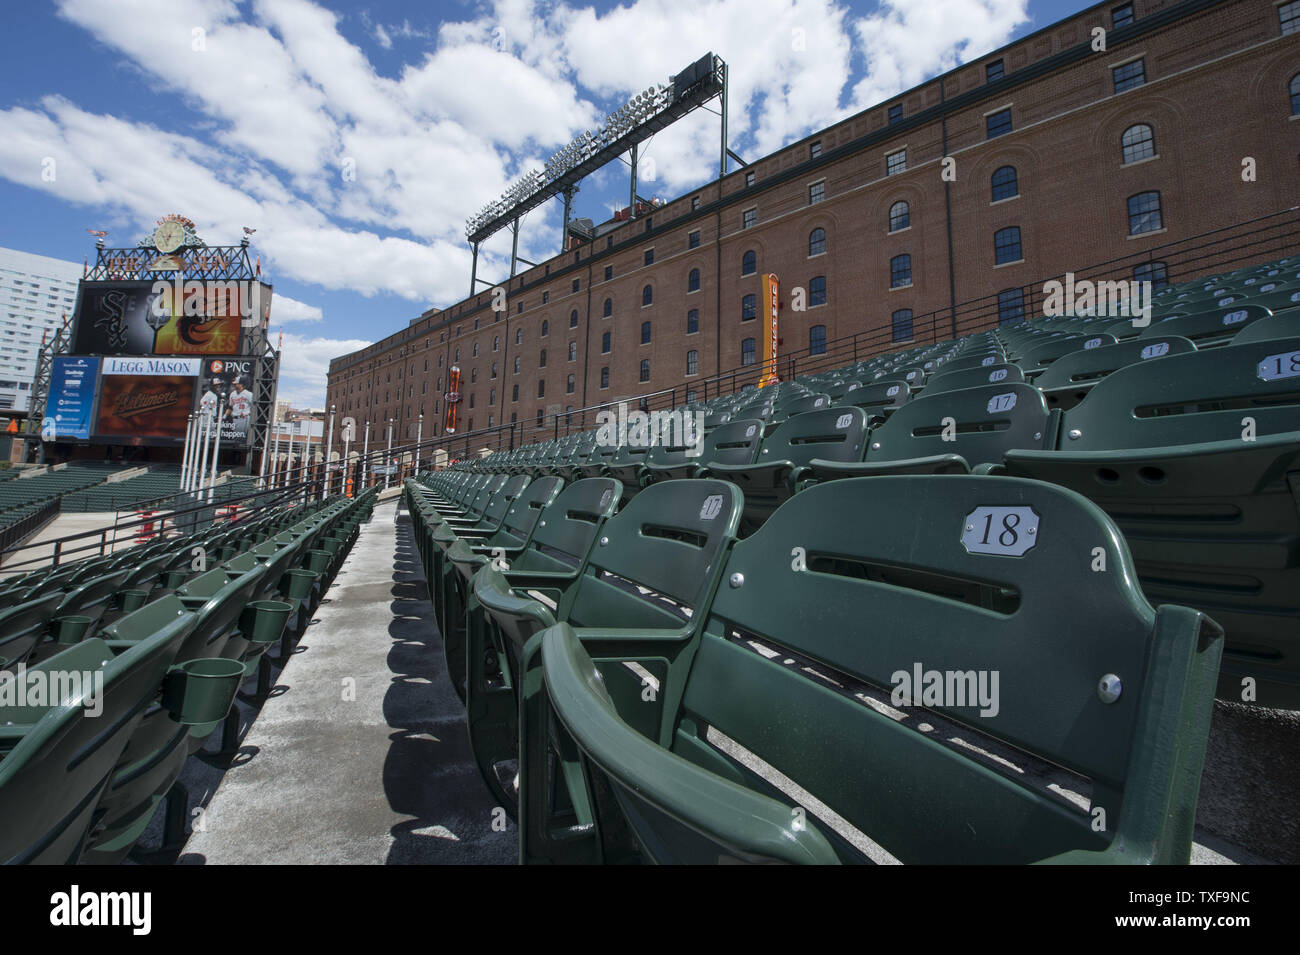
left=0, top=498, right=62, bottom=559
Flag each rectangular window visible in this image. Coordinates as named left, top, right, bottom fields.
left=600, top=366, right=609, bottom=388
left=745, top=170, right=755, bottom=187
left=809, top=181, right=825, bottom=205
left=886, top=149, right=907, bottom=176
left=571, top=279, right=580, bottom=293
left=998, top=288, right=1026, bottom=324
left=810, top=140, right=822, bottom=159
left=1284, top=1, right=1300, bottom=34
left=1133, top=261, right=1169, bottom=292
left=888, top=104, right=903, bottom=125
left=604, top=265, right=612, bottom=281
left=986, top=59, right=1004, bottom=82
left=691, top=196, right=700, bottom=211
left=1112, top=58, right=1145, bottom=94
left=1112, top=2, right=1134, bottom=29
left=688, top=230, right=700, bottom=249
left=986, top=108, right=1012, bottom=139
left=892, top=309, right=914, bottom=342
left=743, top=208, right=756, bottom=229
left=644, top=248, right=654, bottom=266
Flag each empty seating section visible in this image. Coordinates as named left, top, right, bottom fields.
left=0, top=484, right=376, bottom=863
left=0, top=463, right=120, bottom=528
left=406, top=252, right=1300, bottom=865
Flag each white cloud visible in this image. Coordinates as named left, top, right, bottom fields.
left=272, top=331, right=370, bottom=408
left=269, top=294, right=322, bottom=323
left=7, top=0, right=1033, bottom=408
left=849, top=0, right=1030, bottom=109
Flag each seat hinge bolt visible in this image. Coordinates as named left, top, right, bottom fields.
left=1098, top=673, right=1122, bottom=703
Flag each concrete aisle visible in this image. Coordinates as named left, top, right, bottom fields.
left=180, top=498, right=516, bottom=864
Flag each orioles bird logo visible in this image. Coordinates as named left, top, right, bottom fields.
left=178, top=314, right=222, bottom=346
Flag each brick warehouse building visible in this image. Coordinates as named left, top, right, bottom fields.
left=327, top=0, right=1300, bottom=453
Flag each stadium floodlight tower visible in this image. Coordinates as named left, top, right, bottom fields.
left=463, top=52, right=728, bottom=296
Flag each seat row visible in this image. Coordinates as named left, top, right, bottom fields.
left=406, top=469, right=1223, bottom=864
left=0, top=487, right=376, bottom=863
left=461, top=325, right=1300, bottom=707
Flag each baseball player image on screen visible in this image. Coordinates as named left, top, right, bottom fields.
left=199, top=379, right=219, bottom=421
left=225, top=378, right=252, bottom=441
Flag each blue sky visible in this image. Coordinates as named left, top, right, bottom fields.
left=0, top=0, right=1093, bottom=406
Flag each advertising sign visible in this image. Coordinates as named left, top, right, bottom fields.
left=93, top=356, right=201, bottom=443
left=193, top=356, right=255, bottom=447
left=48, top=356, right=100, bottom=440
left=72, top=280, right=245, bottom=356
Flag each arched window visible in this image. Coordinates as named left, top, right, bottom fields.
left=742, top=250, right=757, bottom=275
left=472, top=342, right=478, bottom=357
left=1292, top=74, right=1300, bottom=115
left=809, top=228, right=826, bottom=256
left=642, top=285, right=653, bottom=307
left=512, top=384, right=519, bottom=401
left=686, top=349, right=699, bottom=375
left=454, top=347, right=460, bottom=362
left=641, top=321, right=652, bottom=344
left=741, top=294, right=757, bottom=321
left=809, top=276, right=827, bottom=306
left=602, top=331, right=611, bottom=353
left=602, top=297, right=613, bottom=318
left=890, top=254, right=911, bottom=288
left=809, top=325, right=826, bottom=355
left=490, top=361, right=498, bottom=379
left=1121, top=124, right=1155, bottom=164
left=492, top=335, right=499, bottom=351
left=513, top=356, right=521, bottom=374
left=515, top=328, right=522, bottom=345
left=639, top=359, right=651, bottom=382
left=541, top=319, right=549, bottom=337
left=688, top=268, right=700, bottom=292
left=889, top=200, right=909, bottom=232
left=569, top=309, right=578, bottom=328
left=566, top=374, right=575, bottom=394
left=687, top=309, right=699, bottom=334
left=741, top=338, right=757, bottom=366
left=470, top=368, right=477, bottom=383
left=991, top=165, right=1018, bottom=201
left=1127, top=192, right=1162, bottom=235
left=994, top=226, right=1023, bottom=264
left=568, top=341, right=577, bottom=361
left=539, top=348, right=547, bottom=368
left=538, top=380, right=545, bottom=398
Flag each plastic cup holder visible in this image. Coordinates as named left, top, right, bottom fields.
left=240, top=599, right=293, bottom=646
left=53, top=615, right=94, bottom=645
left=163, top=657, right=245, bottom=725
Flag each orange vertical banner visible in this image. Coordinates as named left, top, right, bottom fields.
left=445, top=365, right=461, bottom=434
left=760, top=273, right=780, bottom=387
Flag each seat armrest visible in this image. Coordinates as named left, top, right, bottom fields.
left=538, top=623, right=840, bottom=865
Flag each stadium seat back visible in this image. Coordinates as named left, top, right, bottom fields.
left=865, top=382, right=1051, bottom=467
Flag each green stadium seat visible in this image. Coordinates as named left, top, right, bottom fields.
left=529, top=475, right=1224, bottom=864
left=1033, top=335, right=1197, bottom=410
left=706, top=407, right=869, bottom=530
left=0, top=602, right=198, bottom=864
left=1003, top=337, right=1300, bottom=707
